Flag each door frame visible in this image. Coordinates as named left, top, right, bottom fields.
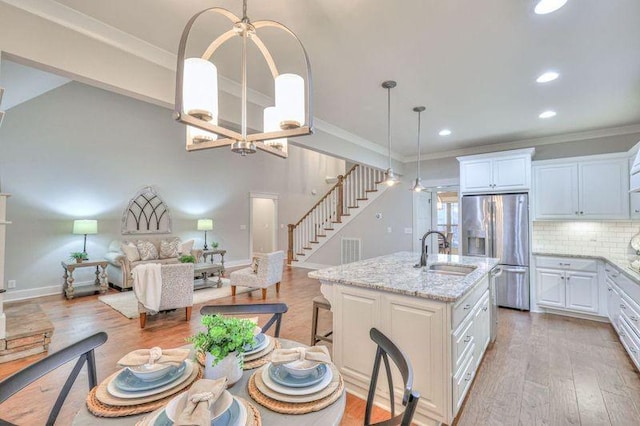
left=249, top=192, right=279, bottom=257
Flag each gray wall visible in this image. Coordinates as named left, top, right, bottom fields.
left=0, top=82, right=344, bottom=295
left=306, top=186, right=413, bottom=266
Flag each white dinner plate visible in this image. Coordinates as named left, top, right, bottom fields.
left=243, top=334, right=271, bottom=356
left=107, top=360, right=194, bottom=399
left=261, top=362, right=333, bottom=396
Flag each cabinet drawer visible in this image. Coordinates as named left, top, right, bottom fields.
left=620, top=292, right=640, bottom=338
left=452, top=316, right=475, bottom=375
left=535, top=256, right=597, bottom=272
left=453, top=349, right=475, bottom=414
left=453, top=277, right=488, bottom=330
left=618, top=317, right=640, bottom=369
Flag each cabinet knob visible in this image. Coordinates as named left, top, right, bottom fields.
left=464, top=336, right=472, bottom=343
left=575, top=211, right=579, bottom=215
left=608, top=287, right=612, bottom=292
left=561, top=276, right=565, bottom=280
left=631, top=348, right=638, bottom=354
left=621, top=304, right=626, bottom=309
left=483, top=307, right=488, bottom=312
left=635, top=209, right=640, bottom=213
left=566, top=276, right=571, bottom=280
left=580, top=211, right=584, bottom=215
left=631, top=316, right=638, bottom=322
left=463, top=304, right=471, bottom=310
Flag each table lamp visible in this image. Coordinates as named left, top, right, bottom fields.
left=197, top=219, right=214, bottom=250
left=73, top=219, right=98, bottom=259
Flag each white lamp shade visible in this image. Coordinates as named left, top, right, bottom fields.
left=263, top=106, right=288, bottom=152
left=197, top=219, right=214, bottom=231
left=73, top=220, right=98, bottom=235
left=183, top=58, right=218, bottom=122
left=275, top=73, right=304, bottom=129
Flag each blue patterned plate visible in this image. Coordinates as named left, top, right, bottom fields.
left=243, top=333, right=266, bottom=351
left=114, top=362, right=186, bottom=392
left=154, top=398, right=241, bottom=426
left=268, top=363, right=328, bottom=388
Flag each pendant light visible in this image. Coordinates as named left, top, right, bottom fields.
left=382, top=80, right=400, bottom=186
left=410, top=106, right=426, bottom=192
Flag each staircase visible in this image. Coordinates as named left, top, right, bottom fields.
left=287, top=164, right=388, bottom=265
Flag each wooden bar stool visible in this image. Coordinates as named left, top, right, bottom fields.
left=311, top=295, right=333, bottom=345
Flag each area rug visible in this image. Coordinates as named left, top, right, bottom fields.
left=98, top=279, right=252, bottom=319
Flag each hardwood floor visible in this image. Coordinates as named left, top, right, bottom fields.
left=0, top=266, right=638, bottom=425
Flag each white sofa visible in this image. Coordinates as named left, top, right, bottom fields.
left=105, top=237, right=202, bottom=290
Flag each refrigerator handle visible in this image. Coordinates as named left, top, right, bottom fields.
left=502, top=267, right=527, bottom=274
left=488, top=199, right=495, bottom=258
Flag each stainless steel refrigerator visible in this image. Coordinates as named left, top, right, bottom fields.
left=461, top=193, right=530, bottom=310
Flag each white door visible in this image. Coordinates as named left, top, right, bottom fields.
left=536, top=268, right=566, bottom=308
left=578, top=159, right=629, bottom=219
left=413, top=191, right=432, bottom=253
left=460, top=160, right=493, bottom=193
left=250, top=196, right=277, bottom=254
left=533, top=163, right=578, bottom=219
left=565, top=271, right=599, bottom=313
left=493, top=156, right=528, bottom=190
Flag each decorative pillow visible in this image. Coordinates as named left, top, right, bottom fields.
left=159, top=238, right=181, bottom=259
left=251, top=256, right=260, bottom=274
left=179, top=239, right=195, bottom=255
left=136, top=240, right=158, bottom=261
left=120, top=243, right=140, bottom=262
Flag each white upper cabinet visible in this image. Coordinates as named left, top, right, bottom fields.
left=458, top=148, right=534, bottom=194
left=533, top=163, right=578, bottom=219
left=533, top=154, right=629, bottom=220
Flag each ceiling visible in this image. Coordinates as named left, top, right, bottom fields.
left=10, top=0, right=640, bottom=158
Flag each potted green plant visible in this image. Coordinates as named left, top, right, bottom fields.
left=178, top=254, right=196, bottom=263
left=212, top=241, right=219, bottom=249
left=188, top=315, right=256, bottom=385
left=69, top=252, right=86, bottom=264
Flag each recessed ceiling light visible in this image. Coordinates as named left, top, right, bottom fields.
left=536, top=71, right=559, bottom=83
left=439, top=129, right=452, bottom=136
left=534, top=0, right=568, bottom=15
left=539, top=110, right=557, bottom=119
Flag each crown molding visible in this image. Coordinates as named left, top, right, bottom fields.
left=1, top=0, right=404, bottom=162
left=402, top=123, right=640, bottom=162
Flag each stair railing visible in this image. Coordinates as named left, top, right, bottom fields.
left=287, top=164, right=384, bottom=264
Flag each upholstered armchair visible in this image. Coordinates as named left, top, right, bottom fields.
left=137, top=263, right=194, bottom=328
left=230, top=251, right=285, bottom=299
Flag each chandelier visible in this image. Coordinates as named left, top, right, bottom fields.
left=174, top=0, right=313, bottom=158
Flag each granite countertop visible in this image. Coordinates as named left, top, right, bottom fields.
left=533, top=251, right=640, bottom=285
left=308, top=252, right=500, bottom=303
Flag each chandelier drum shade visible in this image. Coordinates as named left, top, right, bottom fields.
left=174, top=1, right=313, bottom=159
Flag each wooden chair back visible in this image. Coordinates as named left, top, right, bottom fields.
left=365, top=328, right=420, bottom=426
left=200, top=303, right=288, bottom=337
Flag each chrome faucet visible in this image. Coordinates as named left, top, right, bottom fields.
left=415, top=231, right=448, bottom=268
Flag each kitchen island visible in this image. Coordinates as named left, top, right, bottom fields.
left=309, top=252, right=500, bottom=426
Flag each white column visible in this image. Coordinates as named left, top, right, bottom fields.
left=0, top=193, right=10, bottom=340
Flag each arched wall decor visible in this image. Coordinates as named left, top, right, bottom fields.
left=121, top=186, right=172, bottom=234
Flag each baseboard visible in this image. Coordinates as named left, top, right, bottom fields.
left=4, top=284, right=62, bottom=301
left=538, top=306, right=610, bottom=323
left=290, top=262, right=332, bottom=270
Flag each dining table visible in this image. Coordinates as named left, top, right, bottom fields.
left=72, top=339, right=346, bottom=426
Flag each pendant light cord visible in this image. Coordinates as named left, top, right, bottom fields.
left=242, top=0, right=248, bottom=21
left=416, top=110, right=421, bottom=176
left=387, top=87, right=392, bottom=169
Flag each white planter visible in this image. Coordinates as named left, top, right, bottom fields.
left=203, top=351, right=243, bottom=386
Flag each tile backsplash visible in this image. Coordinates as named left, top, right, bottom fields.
left=532, top=221, right=640, bottom=262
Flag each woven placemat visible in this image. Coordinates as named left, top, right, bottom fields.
left=195, top=339, right=281, bottom=371
left=239, top=396, right=262, bottom=426
left=248, top=366, right=344, bottom=414
left=87, top=364, right=203, bottom=417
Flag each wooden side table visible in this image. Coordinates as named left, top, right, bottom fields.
left=202, top=249, right=226, bottom=274
left=61, top=260, right=108, bottom=300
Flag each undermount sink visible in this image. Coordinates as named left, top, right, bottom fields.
left=427, top=263, right=477, bottom=276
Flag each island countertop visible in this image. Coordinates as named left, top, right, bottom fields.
left=308, top=252, right=500, bottom=303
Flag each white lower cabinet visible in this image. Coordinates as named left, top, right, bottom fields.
left=329, top=275, right=491, bottom=425
left=535, top=256, right=599, bottom=314
left=607, top=278, right=622, bottom=332
left=565, top=271, right=599, bottom=313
